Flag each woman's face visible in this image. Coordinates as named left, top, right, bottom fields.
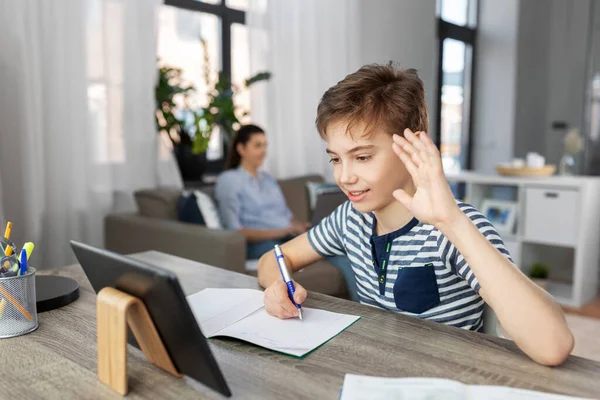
left=238, top=133, right=267, bottom=168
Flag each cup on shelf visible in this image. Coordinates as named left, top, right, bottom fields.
left=526, top=152, right=545, bottom=168
left=511, top=158, right=525, bottom=168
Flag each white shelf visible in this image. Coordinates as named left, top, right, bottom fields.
left=545, top=281, right=575, bottom=308
left=446, top=171, right=600, bottom=188
left=521, top=238, right=577, bottom=249
left=447, top=171, right=600, bottom=308
left=501, top=235, right=522, bottom=243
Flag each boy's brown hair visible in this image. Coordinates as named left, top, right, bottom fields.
left=315, top=63, right=429, bottom=139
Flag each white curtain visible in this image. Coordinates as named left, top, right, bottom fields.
left=247, top=0, right=361, bottom=180
left=0, top=0, right=182, bottom=269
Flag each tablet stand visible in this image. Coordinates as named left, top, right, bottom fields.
left=96, top=287, right=183, bottom=395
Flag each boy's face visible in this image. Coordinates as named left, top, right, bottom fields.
left=325, top=119, right=414, bottom=213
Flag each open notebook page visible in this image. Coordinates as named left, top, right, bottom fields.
left=187, top=288, right=360, bottom=357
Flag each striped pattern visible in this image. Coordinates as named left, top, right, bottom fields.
left=308, top=200, right=514, bottom=331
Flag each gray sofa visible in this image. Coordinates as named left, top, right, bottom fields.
left=104, top=175, right=349, bottom=299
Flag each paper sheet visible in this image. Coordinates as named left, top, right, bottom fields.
left=340, top=375, right=467, bottom=400
left=187, top=288, right=360, bottom=357
left=340, top=375, right=591, bottom=400
left=469, top=386, right=590, bottom=400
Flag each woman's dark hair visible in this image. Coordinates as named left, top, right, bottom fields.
left=226, top=124, right=265, bottom=170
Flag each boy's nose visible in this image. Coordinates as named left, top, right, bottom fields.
left=339, top=164, right=358, bottom=185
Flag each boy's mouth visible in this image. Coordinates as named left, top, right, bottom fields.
left=347, top=189, right=370, bottom=202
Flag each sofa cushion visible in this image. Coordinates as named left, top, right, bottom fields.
left=191, top=190, right=223, bottom=229
left=278, top=175, right=324, bottom=223
left=134, top=188, right=182, bottom=220
left=198, top=185, right=216, bottom=203
left=177, top=192, right=206, bottom=225
left=246, top=259, right=348, bottom=299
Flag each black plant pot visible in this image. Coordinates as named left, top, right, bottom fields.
left=174, top=145, right=207, bottom=181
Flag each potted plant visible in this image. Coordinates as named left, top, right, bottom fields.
left=155, top=63, right=209, bottom=181
left=155, top=39, right=271, bottom=181
left=529, top=262, right=550, bottom=289
left=194, top=39, right=271, bottom=160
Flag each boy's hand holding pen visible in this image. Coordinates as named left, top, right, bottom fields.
left=264, top=245, right=307, bottom=320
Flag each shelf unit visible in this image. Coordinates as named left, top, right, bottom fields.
left=446, top=171, right=600, bottom=308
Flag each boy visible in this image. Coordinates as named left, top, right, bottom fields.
left=257, top=64, right=573, bottom=366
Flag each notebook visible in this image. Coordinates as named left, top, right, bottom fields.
left=186, top=288, right=360, bottom=357
left=340, top=375, right=591, bottom=400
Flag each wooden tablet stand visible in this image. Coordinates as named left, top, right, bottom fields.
left=96, top=287, right=183, bottom=395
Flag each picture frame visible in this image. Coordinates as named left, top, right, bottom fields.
left=480, top=199, right=517, bottom=236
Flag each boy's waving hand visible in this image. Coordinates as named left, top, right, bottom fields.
left=391, top=128, right=460, bottom=228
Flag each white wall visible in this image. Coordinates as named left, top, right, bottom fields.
left=357, top=0, right=437, bottom=135
left=471, top=0, right=520, bottom=172
left=513, top=0, right=550, bottom=160
left=250, top=0, right=438, bottom=180
left=510, top=0, right=592, bottom=170
left=540, top=0, right=590, bottom=166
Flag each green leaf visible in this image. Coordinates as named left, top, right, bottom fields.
left=156, top=53, right=271, bottom=154
left=244, top=71, right=272, bottom=87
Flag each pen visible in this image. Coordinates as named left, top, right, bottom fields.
left=273, top=244, right=303, bottom=320
left=19, top=242, right=34, bottom=262
left=19, top=248, right=27, bottom=276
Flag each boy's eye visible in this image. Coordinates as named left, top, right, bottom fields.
left=356, top=155, right=371, bottom=162
left=329, top=158, right=341, bottom=164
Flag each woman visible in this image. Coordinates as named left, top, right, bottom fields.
left=215, top=124, right=310, bottom=259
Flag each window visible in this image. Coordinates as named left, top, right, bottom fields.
left=231, top=23, right=251, bottom=125
left=157, top=8, right=222, bottom=110
left=436, top=0, right=477, bottom=174
left=439, top=0, right=477, bottom=27
left=226, top=0, right=249, bottom=11
left=87, top=0, right=126, bottom=164
left=160, top=0, right=247, bottom=168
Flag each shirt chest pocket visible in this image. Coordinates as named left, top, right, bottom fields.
left=393, top=265, right=440, bottom=314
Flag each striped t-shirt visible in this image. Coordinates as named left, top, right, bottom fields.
left=307, top=200, right=513, bottom=331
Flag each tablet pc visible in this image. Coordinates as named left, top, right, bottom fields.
left=311, top=189, right=347, bottom=226
left=70, top=241, right=231, bottom=397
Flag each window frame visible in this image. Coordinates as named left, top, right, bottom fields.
left=163, top=0, right=246, bottom=173
left=435, top=4, right=478, bottom=171
left=164, top=0, right=246, bottom=81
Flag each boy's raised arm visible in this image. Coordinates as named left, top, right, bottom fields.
left=392, top=128, right=574, bottom=367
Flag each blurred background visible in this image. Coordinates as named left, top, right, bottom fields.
left=3, top=2, right=600, bottom=355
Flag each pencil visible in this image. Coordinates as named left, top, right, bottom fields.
left=4, top=222, right=12, bottom=240
left=3, top=221, right=13, bottom=256
left=0, top=285, right=32, bottom=321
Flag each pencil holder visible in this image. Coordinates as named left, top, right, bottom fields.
left=0, top=266, right=38, bottom=338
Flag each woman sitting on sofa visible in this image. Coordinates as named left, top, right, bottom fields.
left=215, top=124, right=310, bottom=259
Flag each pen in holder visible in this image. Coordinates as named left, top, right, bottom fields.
left=0, top=239, right=38, bottom=338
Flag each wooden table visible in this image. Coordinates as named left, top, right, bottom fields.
left=2, top=251, right=600, bottom=399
